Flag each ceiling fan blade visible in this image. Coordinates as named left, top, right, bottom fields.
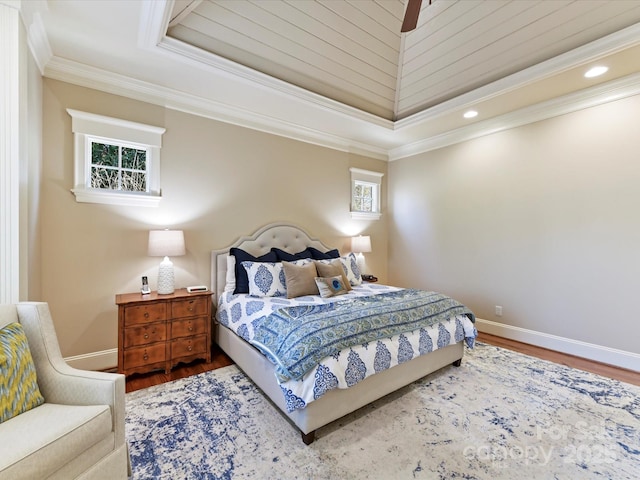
left=401, top=0, right=422, bottom=33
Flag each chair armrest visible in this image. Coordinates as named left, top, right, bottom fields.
left=16, top=303, right=126, bottom=445
left=41, top=365, right=126, bottom=445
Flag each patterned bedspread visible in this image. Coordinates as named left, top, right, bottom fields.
left=250, top=289, right=475, bottom=383
left=217, top=285, right=477, bottom=412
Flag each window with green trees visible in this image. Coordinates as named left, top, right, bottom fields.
left=68, top=109, right=165, bottom=206
left=90, top=141, right=148, bottom=192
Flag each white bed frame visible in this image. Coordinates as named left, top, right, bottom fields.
left=211, top=222, right=464, bottom=444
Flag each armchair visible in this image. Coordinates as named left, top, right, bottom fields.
left=0, top=302, right=129, bottom=480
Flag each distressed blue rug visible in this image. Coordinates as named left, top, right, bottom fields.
left=125, top=343, right=639, bottom=479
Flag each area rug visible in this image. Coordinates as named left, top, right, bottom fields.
left=125, top=343, right=639, bottom=479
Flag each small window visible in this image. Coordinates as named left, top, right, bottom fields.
left=68, top=109, right=166, bottom=207
left=89, top=139, right=148, bottom=192
left=350, top=168, right=383, bottom=220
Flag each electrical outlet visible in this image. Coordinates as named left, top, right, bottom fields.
left=495, top=305, right=503, bottom=317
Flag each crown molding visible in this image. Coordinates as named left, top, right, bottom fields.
left=389, top=72, right=640, bottom=161
left=43, top=55, right=640, bottom=164
left=156, top=37, right=394, bottom=130
left=43, top=57, right=390, bottom=161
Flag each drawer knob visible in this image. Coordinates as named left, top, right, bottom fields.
left=144, top=333, right=149, bottom=339
left=143, top=353, right=149, bottom=361
left=188, top=345, right=193, bottom=351
left=188, top=326, right=193, bottom=331
left=144, top=312, right=149, bottom=318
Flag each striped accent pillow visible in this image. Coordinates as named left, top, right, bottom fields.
left=0, top=322, right=45, bottom=423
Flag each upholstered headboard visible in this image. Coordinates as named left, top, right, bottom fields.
left=210, top=222, right=333, bottom=303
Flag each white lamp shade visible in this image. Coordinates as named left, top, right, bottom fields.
left=351, top=235, right=372, bottom=253
left=148, top=230, right=186, bottom=257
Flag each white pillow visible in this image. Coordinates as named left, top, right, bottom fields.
left=224, top=255, right=236, bottom=293
left=242, top=261, right=287, bottom=297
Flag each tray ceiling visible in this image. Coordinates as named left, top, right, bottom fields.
left=168, top=0, right=640, bottom=121
left=26, top=1, right=640, bottom=159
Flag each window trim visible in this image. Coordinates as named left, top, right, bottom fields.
left=350, top=167, right=383, bottom=220
left=67, top=109, right=166, bottom=207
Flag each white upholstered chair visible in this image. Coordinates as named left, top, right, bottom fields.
left=0, top=302, right=130, bottom=479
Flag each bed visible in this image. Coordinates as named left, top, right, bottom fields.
left=211, top=222, right=476, bottom=444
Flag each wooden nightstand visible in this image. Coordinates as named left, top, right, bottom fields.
left=116, top=288, right=212, bottom=376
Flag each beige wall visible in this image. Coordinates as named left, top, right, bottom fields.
left=41, top=79, right=388, bottom=360
left=388, top=94, right=640, bottom=355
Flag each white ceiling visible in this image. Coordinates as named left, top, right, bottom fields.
left=22, top=0, right=640, bottom=160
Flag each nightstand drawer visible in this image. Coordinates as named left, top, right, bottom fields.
left=124, top=303, right=167, bottom=326
left=124, top=323, right=167, bottom=347
left=124, top=343, right=166, bottom=368
left=171, top=317, right=207, bottom=339
left=171, top=297, right=208, bottom=318
left=171, top=335, right=207, bottom=357
left=117, top=288, right=212, bottom=376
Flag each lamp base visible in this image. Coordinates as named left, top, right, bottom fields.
left=157, top=256, right=175, bottom=294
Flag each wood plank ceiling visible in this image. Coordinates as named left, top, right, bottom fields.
left=167, top=0, right=640, bottom=121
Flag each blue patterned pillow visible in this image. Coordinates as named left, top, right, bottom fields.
left=341, top=253, right=362, bottom=286
left=0, top=322, right=45, bottom=423
left=230, top=247, right=278, bottom=294
left=242, top=261, right=287, bottom=297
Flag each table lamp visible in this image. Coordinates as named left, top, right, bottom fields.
left=148, top=229, right=185, bottom=294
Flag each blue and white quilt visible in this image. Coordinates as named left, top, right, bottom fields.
left=218, top=285, right=476, bottom=412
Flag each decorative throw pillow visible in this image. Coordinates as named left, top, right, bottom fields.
left=315, top=276, right=350, bottom=298
left=0, top=322, right=45, bottom=424
left=282, top=261, right=319, bottom=298
left=341, top=252, right=363, bottom=286
left=242, top=261, right=287, bottom=297
left=314, top=259, right=352, bottom=291
left=230, top=247, right=278, bottom=294
left=307, top=247, right=340, bottom=260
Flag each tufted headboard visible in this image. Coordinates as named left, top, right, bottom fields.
left=210, top=222, right=334, bottom=303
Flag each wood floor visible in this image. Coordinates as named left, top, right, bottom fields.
left=476, top=332, right=639, bottom=386
left=125, top=332, right=639, bottom=393
left=125, top=344, right=233, bottom=393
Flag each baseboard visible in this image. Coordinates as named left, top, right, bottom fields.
left=476, top=318, right=640, bottom=372
left=64, top=348, right=118, bottom=372
left=64, top=322, right=640, bottom=373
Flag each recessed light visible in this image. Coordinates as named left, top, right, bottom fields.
left=463, top=110, right=478, bottom=119
left=584, top=66, right=608, bottom=78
